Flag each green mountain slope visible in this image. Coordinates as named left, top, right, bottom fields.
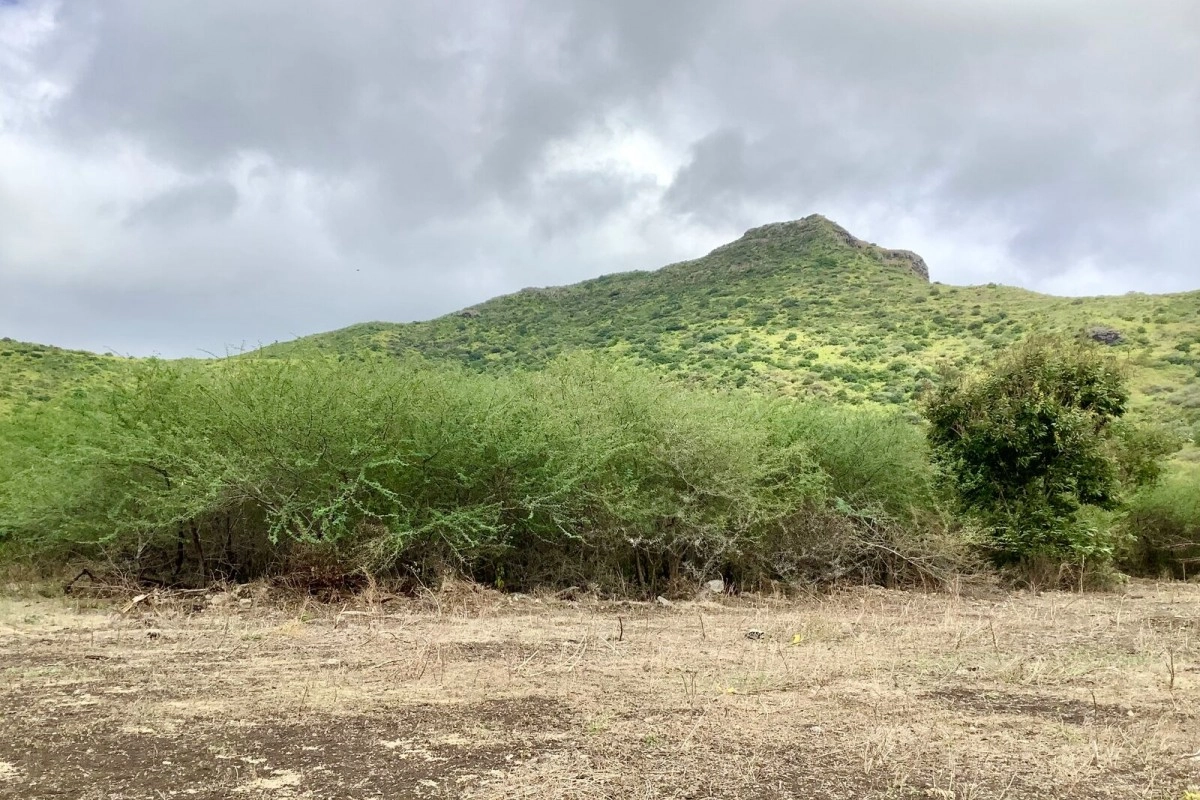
left=0, top=339, right=133, bottom=415
left=271, top=215, right=1200, bottom=432
left=5, top=215, right=1199, bottom=437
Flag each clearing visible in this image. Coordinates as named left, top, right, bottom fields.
left=1, top=581, right=1198, bottom=799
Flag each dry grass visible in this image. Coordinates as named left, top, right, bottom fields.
left=1, top=579, right=1199, bottom=799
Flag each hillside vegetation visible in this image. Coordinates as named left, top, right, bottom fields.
left=0, top=339, right=133, bottom=415
left=3, top=216, right=1198, bottom=585
left=268, top=215, right=1200, bottom=439
left=7, top=216, right=1200, bottom=437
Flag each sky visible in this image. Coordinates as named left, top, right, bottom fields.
left=0, top=1, right=1197, bottom=357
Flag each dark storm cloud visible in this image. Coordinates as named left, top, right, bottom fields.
left=663, top=129, right=752, bottom=225
left=0, top=0, right=1197, bottom=355
left=55, top=3, right=463, bottom=168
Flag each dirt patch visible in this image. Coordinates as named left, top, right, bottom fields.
left=443, top=641, right=524, bottom=663
left=1145, top=613, right=1200, bottom=632
left=926, top=687, right=1135, bottom=725
left=0, top=697, right=571, bottom=799
left=2, top=584, right=1199, bottom=799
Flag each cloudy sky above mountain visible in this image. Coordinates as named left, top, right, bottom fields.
left=1, top=0, right=1197, bottom=356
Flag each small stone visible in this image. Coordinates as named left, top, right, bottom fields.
left=656, top=596, right=672, bottom=607
left=704, top=579, right=725, bottom=594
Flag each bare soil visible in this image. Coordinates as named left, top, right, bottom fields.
left=1, top=580, right=1199, bottom=799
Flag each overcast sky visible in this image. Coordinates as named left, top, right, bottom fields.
left=1, top=1, right=1197, bottom=356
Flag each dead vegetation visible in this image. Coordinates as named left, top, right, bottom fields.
left=1, top=579, right=1199, bottom=799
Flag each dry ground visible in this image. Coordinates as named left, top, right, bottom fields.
left=1, top=580, right=1199, bottom=800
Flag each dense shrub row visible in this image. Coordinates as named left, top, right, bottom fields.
left=3, top=337, right=1192, bottom=591
left=0, top=354, right=957, bottom=592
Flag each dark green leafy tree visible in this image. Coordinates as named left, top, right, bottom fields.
left=923, top=336, right=1131, bottom=561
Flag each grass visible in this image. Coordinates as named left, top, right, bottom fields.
left=1, top=580, right=1198, bottom=798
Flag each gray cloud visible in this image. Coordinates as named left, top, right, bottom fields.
left=124, top=178, right=238, bottom=227
left=660, top=2, right=1200, bottom=277
left=0, top=0, right=1196, bottom=356
left=528, top=170, right=658, bottom=239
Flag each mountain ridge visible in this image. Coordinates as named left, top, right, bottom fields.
left=707, top=215, right=930, bottom=280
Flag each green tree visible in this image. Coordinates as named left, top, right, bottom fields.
left=923, top=336, right=1130, bottom=562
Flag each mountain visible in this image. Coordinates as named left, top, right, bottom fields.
left=268, top=215, right=1200, bottom=431
left=5, top=215, right=1199, bottom=437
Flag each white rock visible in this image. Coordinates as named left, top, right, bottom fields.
left=704, top=579, right=725, bottom=593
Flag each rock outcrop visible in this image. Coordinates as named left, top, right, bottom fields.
left=721, top=214, right=931, bottom=281
left=1086, top=325, right=1123, bottom=345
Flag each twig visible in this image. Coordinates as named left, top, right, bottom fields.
left=63, top=569, right=97, bottom=594
left=564, top=637, right=589, bottom=671
left=367, top=658, right=407, bottom=670
left=739, top=680, right=802, bottom=696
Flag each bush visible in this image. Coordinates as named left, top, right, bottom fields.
left=1120, top=469, right=1200, bottom=578
left=0, top=353, right=954, bottom=592
left=1108, top=421, right=1183, bottom=489
left=923, top=336, right=1138, bottom=564
left=773, top=403, right=934, bottom=518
